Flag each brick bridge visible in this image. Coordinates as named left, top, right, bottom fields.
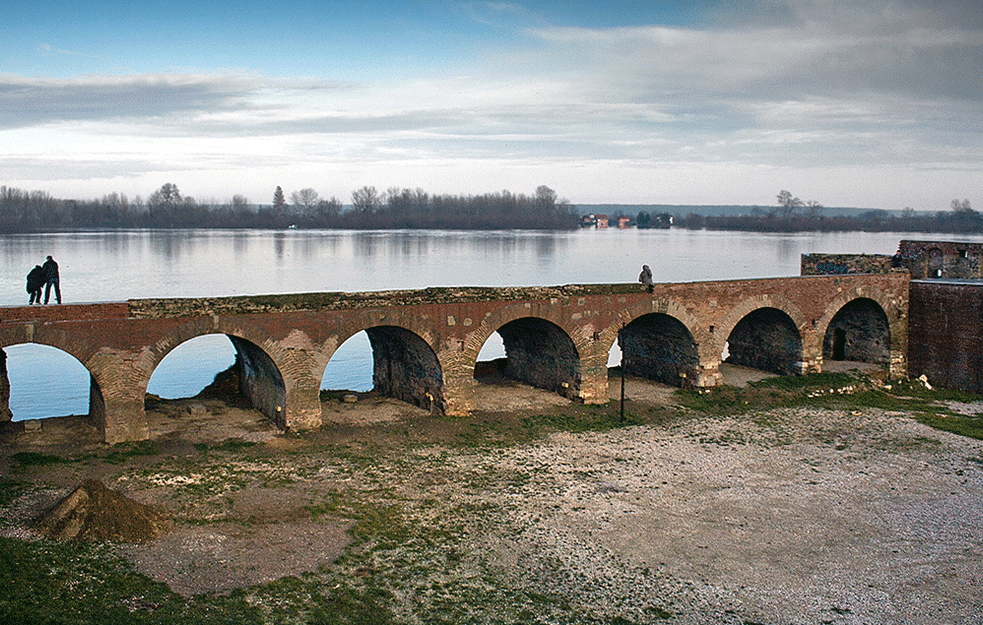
left=0, top=273, right=909, bottom=444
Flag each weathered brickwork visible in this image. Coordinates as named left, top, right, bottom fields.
left=908, top=281, right=983, bottom=393
left=801, top=254, right=895, bottom=275
left=1, top=274, right=910, bottom=444
left=896, top=240, right=983, bottom=279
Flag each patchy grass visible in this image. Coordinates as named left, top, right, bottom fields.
left=103, top=440, right=160, bottom=465
left=913, top=413, right=983, bottom=440
left=0, top=537, right=266, bottom=625
left=0, top=477, right=29, bottom=507
left=676, top=372, right=983, bottom=441
left=11, top=451, right=69, bottom=467
left=193, top=439, right=259, bottom=454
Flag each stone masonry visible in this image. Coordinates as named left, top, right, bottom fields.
left=0, top=275, right=909, bottom=444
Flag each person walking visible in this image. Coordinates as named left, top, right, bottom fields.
left=26, top=264, right=44, bottom=305
left=42, top=255, right=61, bottom=304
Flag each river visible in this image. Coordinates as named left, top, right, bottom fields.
left=2, top=228, right=973, bottom=421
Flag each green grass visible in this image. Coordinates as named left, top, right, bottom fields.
left=675, top=372, right=983, bottom=441
left=11, top=451, right=69, bottom=467
left=103, top=440, right=160, bottom=465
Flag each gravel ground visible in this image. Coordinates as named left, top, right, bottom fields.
left=2, top=375, right=982, bottom=624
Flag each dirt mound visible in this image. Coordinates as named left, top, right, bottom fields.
left=34, top=479, right=171, bottom=543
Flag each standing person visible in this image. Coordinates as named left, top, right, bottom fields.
left=638, top=264, right=654, bottom=292
left=26, top=265, right=44, bottom=305
left=42, top=255, right=61, bottom=304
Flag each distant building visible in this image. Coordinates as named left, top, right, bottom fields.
left=595, top=214, right=609, bottom=228
left=617, top=216, right=631, bottom=229
left=579, top=214, right=596, bottom=228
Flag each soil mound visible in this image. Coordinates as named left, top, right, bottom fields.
left=34, top=479, right=171, bottom=543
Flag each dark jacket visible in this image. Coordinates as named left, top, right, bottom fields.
left=26, top=265, right=44, bottom=292
left=42, top=258, right=59, bottom=282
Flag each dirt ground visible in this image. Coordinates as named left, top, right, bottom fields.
left=2, top=366, right=982, bottom=624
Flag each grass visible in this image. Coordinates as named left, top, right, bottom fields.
left=11, top=451, right=69, bottom=467
left=675, top=371, right=983, bottom=441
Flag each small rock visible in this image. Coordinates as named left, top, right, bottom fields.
left=342, top=394, right=359, bottom=403
left=23, top=419, right=42, bottom=432
left=186, top=403, right=208, bottom=416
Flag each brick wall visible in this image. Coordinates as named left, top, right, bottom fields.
left=909, top=281, right=983, bottom=392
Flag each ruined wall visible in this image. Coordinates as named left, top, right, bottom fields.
left=909, top=281, right=983, bottom=393
left=896, top=240, right=983, bottom=279
left=800, top=254, right=894, bottom=275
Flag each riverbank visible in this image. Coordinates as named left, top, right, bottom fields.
left=2, top=371, right=982, bottom=624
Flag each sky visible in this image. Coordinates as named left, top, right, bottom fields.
left=2, top=0, right=980, bottom=211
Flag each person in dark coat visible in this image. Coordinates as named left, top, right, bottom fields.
left=26, top=265, right=44, bottom=305
left=638, top=264, right=654, bottom=292
left=42, top=255, right=61, bottom=304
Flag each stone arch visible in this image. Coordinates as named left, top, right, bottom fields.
left=816, top=289, right=905, bottom=375
left=142, top=318, right=289, bottom=427
left=720, top=296, right=805, bottom=376
left=717, top=294, right=806, bottom=347
left=468, top=302, right=587, bottom=401
left=822, top=298, right=891, bottom=364
left=597, top=298, right=717, bottom=387
left=318, top=311, right=445, bottom=414
left=0, top=341, right=102, bottom=425
left=0, top=325, right=106, bottom=427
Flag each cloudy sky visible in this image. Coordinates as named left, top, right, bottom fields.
left=2, top=0, right=980, bottom=210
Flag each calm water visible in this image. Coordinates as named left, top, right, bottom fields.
left=2, top=228, right=973, bottom=420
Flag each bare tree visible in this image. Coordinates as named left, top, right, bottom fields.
left=951, top=198, right=973, bottom=213
left=776, top=190, right=803, bottom=218
left=291, top=188, right=320, bottom=218
left=315, top=197, right=342, bottom=218
left=351, top=186, right=380, bottom=213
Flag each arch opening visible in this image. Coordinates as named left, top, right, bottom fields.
left=725, top=307, right=803, bottom=376
left=365, top=326, right=445, bottom=414
left=146, top=334, right=286, bottom=426
left=484, top=317, right=580, bottom=399
left=321, top=331, right=373, bottom=392
left=618, top=313, right=699, bottom=388
left=1, top=344, right=98, bottom=423
left=823, top=298, right=891, bottom=365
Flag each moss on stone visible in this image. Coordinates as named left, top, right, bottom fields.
left=127, top=284, right=644, bottom=318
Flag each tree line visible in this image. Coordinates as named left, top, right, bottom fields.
left=0, top=184, right=576, bottom=233
left=669, top=192, right=981, bottom=233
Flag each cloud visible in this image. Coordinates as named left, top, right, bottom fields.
left=36, top=42, right=96, bottom=58
left=455, top=2, right=540, bottom=30
left=0, top=74, right=270, bottom=129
